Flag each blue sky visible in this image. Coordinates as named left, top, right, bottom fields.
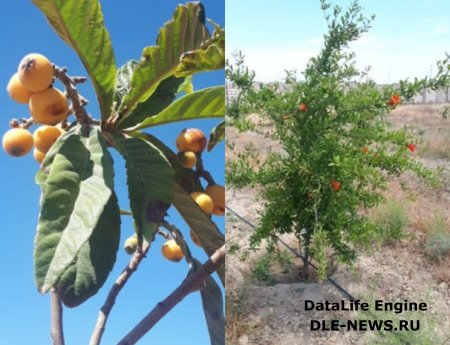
left=226, top=0, right=450, bottom=83
left=0, top=1, right=224, bottom=345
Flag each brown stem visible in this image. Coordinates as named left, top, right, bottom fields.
left=116, top=245, right=226, bottom=345
left=53, top=65, right=94, bottom=131
left=50, top=291, right=65, bottom=345
left=89, top=244, right=150, bottom=345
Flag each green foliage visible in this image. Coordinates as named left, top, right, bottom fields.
left=173, top=184, right=225, bottom=285
left=252, top=252, right=274, bottom=284
left=226, top=51, right=255, bottom=118
left=110, top=134, right=174, bottom=243
left=225, top=146, right=260, bottom=188
left=229, top=0, right=450, bottom=273
left=117, top=2, right=211, bottom=124
left=424, top=213, right=450, bottom=261
left=26, top=1, right=225, bottom=343
left=371, top=200, right=410, bottom=245
left=359, top=297, right=447, bottom=345
left=57, top=193, right=120, bottom=307
left=135, top=86, right=225, bottom=129
left=32, top=0, right=116, bottom=120
left=208, top=120, right=225, bottom=152
left=34, top=128, right=115, bottom=296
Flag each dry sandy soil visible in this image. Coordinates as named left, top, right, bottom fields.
left=226, top=104, right=450, bottom=345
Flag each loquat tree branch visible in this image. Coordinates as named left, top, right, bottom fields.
left=89, top=244, right=151, bottom=345
left=116, top=244, right=226, bottom=345
left=50, top=291, right=65, bottom=345
left=53, top=65, right=99, bottom=131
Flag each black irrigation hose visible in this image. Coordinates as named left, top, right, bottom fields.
left=226, top=205, right=357, bottom=300
left=225, top=205, right=433, bottom=345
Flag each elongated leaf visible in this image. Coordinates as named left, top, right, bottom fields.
left=32, top=0, right=116, bottom=119
left=34, top=128, right=114, bottom=293
left=57, top=193, right=120, bottom=307
left=130, top=132, right=224, bottom=284
left=175, top=26, right=225, bottom=77
left=110, top=134, right=174, bottom=241
left=207, top=121, right=225, bottom=152
left=196, top=259, right=224, bottom=345
left=117, top=2, right=210, bottom=124
left=173, top=184, right=225, bottom=285
left=118, top=75, right=185, bottom=130
left=136, top=86, right=224, bottom=129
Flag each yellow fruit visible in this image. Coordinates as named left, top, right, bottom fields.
left=124, top=235, right=138, bottom=255
left=190, top=229, right=202, bottom=247
left=190, top=192, right=214, bottom=215
left=176, top=128, right=207, bottom=153
left=161, top=239, right=184, bottom=262
left=33, top=125, right=63, bottom=153
left=33, top=148, right=46, bottom=163
left=205, top=184, right=225, bottom=216
left=2, top=128, right=34, bottom=157
left=18, top=53, right=54, bottom=92
left=29, top=87, right=68, bottom=125
left=177, top=151, right=197, bottom=169
left=7, top=73, right=33, bottom=104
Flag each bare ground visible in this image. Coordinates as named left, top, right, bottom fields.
left=226, top=104, right=450, bottom=345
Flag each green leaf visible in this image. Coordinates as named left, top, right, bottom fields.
left=135, top=86, right=224, bottom=129
left=32, top=0, right=116, bottom=120
left=34, top=128, right=115, bottom=293
left=173, top=184, right=225, bottom=285
left=175, top=25, right=225, bottom=77
left=110, top=134, right=174, bottom=242
left=207, top=121, right=225, bottom=152
left=117, top=75, right=185, bottom=130
left=117, top=2, right=210, bottom=124
left=57, top=193, right=120, bottom=307
left=196, top=260, right=225, bottom=345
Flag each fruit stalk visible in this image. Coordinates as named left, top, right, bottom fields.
left=53, top=65, right=97, bottom=131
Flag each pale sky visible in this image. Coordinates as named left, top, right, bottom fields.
left=226, top=0, right=450, bottom=83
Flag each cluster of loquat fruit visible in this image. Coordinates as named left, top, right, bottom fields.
left=3, top=53, right=69, bottom=162
left=125, top=128, right=225, bottom=263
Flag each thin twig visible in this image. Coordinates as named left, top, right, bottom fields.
left=50, top=291, right=65, bottom=345
left=89, top=244, right=150, bottom=345
left=116, top=245, right=226, bottom=345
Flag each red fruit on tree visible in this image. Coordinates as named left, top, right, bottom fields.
left=299, top=103, right=308, bottom=112
left=330, top=179, right=341, bottom=192
left=407, top=143, right=416, bottom=153
left=387, top=94, right=400, bottom=106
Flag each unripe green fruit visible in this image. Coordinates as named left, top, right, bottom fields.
left=124, top=235, right=138, bottom=255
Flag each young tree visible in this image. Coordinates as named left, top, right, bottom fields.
left=227, top=0, right=449, bottom=278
